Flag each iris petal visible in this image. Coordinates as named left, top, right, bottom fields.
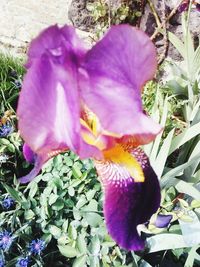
left=95, top=148, right=160, bottom=251
left=80, top=25, right=161, bottom=138
left=23, top=143, right=36, bottom=164
left=20, top=155, right=45, bottom=183
left=26, top=25, right=87, bottom=67
left=17, top=25, right=101, bottom=161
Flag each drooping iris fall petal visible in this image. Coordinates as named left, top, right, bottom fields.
left=80, top=25, right=161, bottom=138
left=95, top=148, right=160, bottom=251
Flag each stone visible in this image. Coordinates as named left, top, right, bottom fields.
left=68, top=0, right=95, bottom=31
left=140, top=0, right=200, bottom=60
left=0, top=0, right=72, bottom=56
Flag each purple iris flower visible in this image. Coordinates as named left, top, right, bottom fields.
left=16, top=257, right=29, bottom=267
left=154, top=214, right=173, bottom=228
left=2, top=196, right=15, bottom=210
left=17, top=24, right=162, bottom=251
left=0, top=230, right=13, bottom=251
left=0, top=122, right=13, bottom=138
left=29, top=239, right=45, bottom=255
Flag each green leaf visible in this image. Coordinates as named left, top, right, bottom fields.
left=58, top=245, right=78, bottom=258
left=89, top=235, right=100, bottom=255
left=184, top=245, right=200, bottom=267
left=168, top=31, right=185, bottom=58
left=153, top=129, right=175, bottom=179
left=48, top=193, right=58, bottom=205
left=161, top=153, right=200, bottom=187
left=83, top=212, right=103, bottom=228
left=24, top=209, right=35, bottom=220
left=77, top=234, right=87, bottom=254
left=192, top=44, right=200, bottom=77
left=86, top=189, right=96, bottom=201
left=68, top=186, right=75, bottom=197
left=28, top=182, right=38, bottom=199
left=76, top=195, right=87, bottom=209
left=169, top=122, right=200, bottom=155
left=175, top=180, right=200, bottom=200
left=52, top=199, right=64, bottom=211
left=191, top=200, right=200, bottom=208
left=147, top=234, right=188, bottom=252
left=3, top=184, right=22, bottom=202
left=72, top=255, right=87, bottom=267
left=62, top=220, right=69, bottom=232
left=72, top=162, right=82, bottom=179
left=68, top=224, right=77, bottom=240
left=149, top=96, right=169, bottom=163
left=49, top=225, right=62, bottom=239
left=184, top=139, right=200, bottom=178
left=179, top=211, right=200, bottom=246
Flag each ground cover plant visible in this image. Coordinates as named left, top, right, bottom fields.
left=0, top=4, right=200, bottom=267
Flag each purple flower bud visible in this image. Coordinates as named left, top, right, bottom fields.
left=196, top=3, right=200, bottom=12
left=154, top=214, right=172, bottom=228
left=178, top=2, right=189, bottom=13
left=29, top=239, right=45, bottom=255
left=0, top=230, right=13, bottom=251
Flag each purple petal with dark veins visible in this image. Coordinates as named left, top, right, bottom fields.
left=95, top=148, right=161, bottom=251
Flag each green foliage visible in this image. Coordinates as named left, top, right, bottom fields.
left=87, top=0, right=142, bottom=39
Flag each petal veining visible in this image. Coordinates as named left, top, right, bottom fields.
left=95, top=148, right=161, bottom=251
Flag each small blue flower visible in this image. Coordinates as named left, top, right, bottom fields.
left=14, top=80, right=22, bottom=89
left=2, top=196, right=15, bottom=210
left=0, top=230, right=13, bottom=251
left=0, top=122, right=13, bottom=138
left=29, top=239, right=45, bottom=255
left=0, top=257, right=5, bottom=267
left=16, top=257, right=29, bottom=267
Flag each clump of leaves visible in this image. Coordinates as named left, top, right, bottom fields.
left=87, top=0, right=142, bottom=38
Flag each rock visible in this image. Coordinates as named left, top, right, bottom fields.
left=0, top=0, right=72, bottom=56
left=68, top=0, right=95, bottom=31
left=140, top=0, right=200, bottom=60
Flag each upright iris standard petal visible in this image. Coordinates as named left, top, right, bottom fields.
left=17, top=25, right=101, bottom=167
left=95, top=148, right=160, bottom=251
left=26, top=25, right=87, bottom=67
left=80, top=25, right=161, bottom=138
